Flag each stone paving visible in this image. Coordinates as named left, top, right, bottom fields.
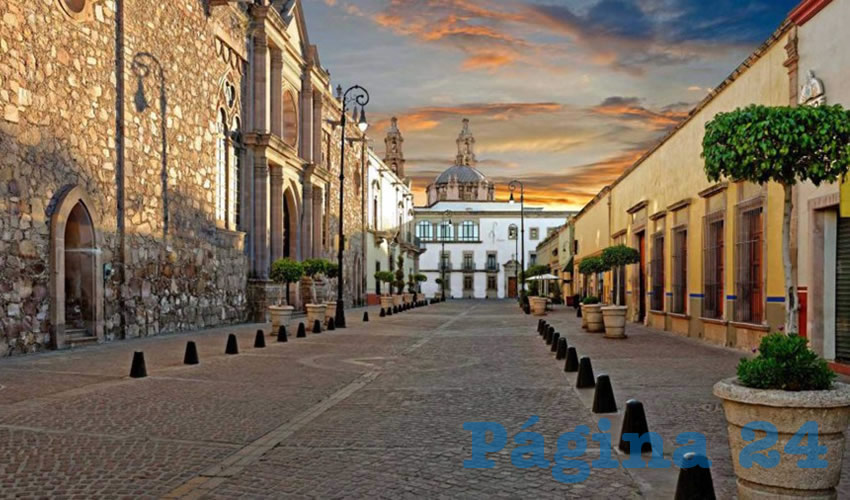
left=0, top=300, right=848, bottom=498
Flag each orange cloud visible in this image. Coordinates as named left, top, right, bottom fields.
left=590, top=97, right=689, bottom=131
left=373, top=102, right=563, bottom=135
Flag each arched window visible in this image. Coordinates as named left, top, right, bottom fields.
left=373, top=197, right=379, bottom=229
left=416, top=221, right=433, bottom=241
left=459, top=220, right=479, bottom=242
left=230, top=117, right=241, bottom=229
left=283, top=91, right=298, bottom=147
left=215, top=108, right=227, bottom=225
left=438, top=221, right=454, bottom=241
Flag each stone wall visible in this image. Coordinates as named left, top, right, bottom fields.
left=0, top=0, right=249, bottom=355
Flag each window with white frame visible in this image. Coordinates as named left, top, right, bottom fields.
left=438, top=221, right=454, bottom=241
left=416, top=221, right=433, bottom=240
left=215, top=108, right=228, bottom=226
left=459, top=221, right=479, bottom=242
left=508, top=224, right=518, bottom=240
left=530, top=227, right=539, bottom=240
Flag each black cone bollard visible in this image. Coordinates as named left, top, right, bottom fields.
left=254, top=329, right=266, bottom=348
left=619, top=399, right=653, bottom=454
left=313, top=319, right=322, bottom=333
left=556, top=338, right=567, bottom=360
left=130, top=351, right=147, bottom=378
left=363, top=311, right=369, bottom=322
left=537, top=319, right=543, bottom=333
left=327, top=317, right=336, bottom=331
left=297, top=322, right=306, bottom=338
left=546, top=327, right=555, bottom=345
left=184, top=341, right=199, bottom=365
left=565, top=347, right=579, bottom=372
left=674, top=452, right=716, bottom=500
left=380, top=308, right=386, bottom=317
left=576, top=356, right=595, bottom=388
left=550, top=333, right=560, bottom=352
left=387, top=307, right=393, bottom=316
left=225, top=333, right=239, bottom=355
left=592, top=374, right=617, bottom=413
left=277, top=325, right=288, bottom=343
left=540, top=322, right=548, bottom=337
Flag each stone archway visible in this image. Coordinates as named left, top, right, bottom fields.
left=49, top=186, right=104, bottom=349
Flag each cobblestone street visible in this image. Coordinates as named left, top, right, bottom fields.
left=1, top=300, right=849, bottom=498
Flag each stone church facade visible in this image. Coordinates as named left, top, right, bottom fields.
left=0, top=0, right=367, bottom=356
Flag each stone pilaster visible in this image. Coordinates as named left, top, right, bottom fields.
left=301, top=76, right=314, bottom=162
left=313, top=186, right=324, bottom=257
left=253, top=155, right=270, bottom=278
left=312, top=91, right=323, bottom=166
left=302, top=176, right=314, bottom=259
left=253, top=34, right=270, bottom=133
left=270, top=48, right=283, bottom=137
left=269, top=164, right=284, bottom=263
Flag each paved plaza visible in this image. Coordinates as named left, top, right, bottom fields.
left=1, top=300, right=849, bottom=498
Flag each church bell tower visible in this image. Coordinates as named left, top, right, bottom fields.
left=384, top=117, right=406, bottom=179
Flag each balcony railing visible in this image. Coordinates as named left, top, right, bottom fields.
left=486, top=263, right=499, bottom=273
left=462, top=262, right=476, bottom=272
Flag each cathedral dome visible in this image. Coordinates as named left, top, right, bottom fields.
left=434, top=164, right=488, bottom=184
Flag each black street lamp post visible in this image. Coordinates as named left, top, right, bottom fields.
left=440, top=210, right=452, bottom=301
left=510, top=223, right=518, bottom=299
left=509, top=180, right=525, bottom=295
left=334, top=84, right=369, bottom=328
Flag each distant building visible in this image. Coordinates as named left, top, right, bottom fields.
left=415, top=120, right=571, bottom=299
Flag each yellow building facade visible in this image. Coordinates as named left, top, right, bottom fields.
left=572, top=23, right=795, bottom=351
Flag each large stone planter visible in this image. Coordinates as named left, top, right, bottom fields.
left=584, top=304, right=603, bottom=332
left=581, top=305, right=589, bottom=329
left=392, top=294, right=403, bottom=306
left=268, top=305, right=294, bottom=332
left=416, top=293, right=425, bottom=303
left=402, top=293, right=414, bottom=305
left=324, top=301, right=337, bottom=321
left=529, top=296, right=548, bottom=316
left=305, top=304, right=327, bottom=331
left=601, top=306, right=627, bottom=339
left=714, top=378, right=850, bottom=499
left=380, top=295, right=394, bottom=310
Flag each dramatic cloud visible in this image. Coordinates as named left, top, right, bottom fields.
left=590, top=96, right=690, bottom=130
left=373, top=102, right=564, bottom=132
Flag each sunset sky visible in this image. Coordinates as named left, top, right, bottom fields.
left=302, top=0, right=799, bottom=209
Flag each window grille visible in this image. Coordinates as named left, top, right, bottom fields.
left=651, top=233, right=664, bottom=311
left=703, top=213, right=724, bottom=319
left=736, top=204, right=763, bottom=323
left=671, top=228, right=687, bottom=314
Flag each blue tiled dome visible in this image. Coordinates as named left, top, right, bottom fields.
left=434, top=165, right=488, bottom=184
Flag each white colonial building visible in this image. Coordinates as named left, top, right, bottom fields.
left=364, top=118, right=420, bottom=304
left=414, top=120, right=572, bottom=299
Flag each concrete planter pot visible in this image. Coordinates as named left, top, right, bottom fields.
left=581, top=305, right=589, bottom=329
left=416, top=293, right=425, bottom=303
left=324, top=301, right=337, bottom=320
left=392, top=295, right=403, bottom=306
left=529, top=297, right=548, bottom=316
left=714, top=378, right=850, bottom=499
left=268, top=305, right=294, bottom=332
left=305, top=304, right=327, bottom=331
left=402, top=293, right=414, bottom=305
left=601, top=306, right=627, bottom=339
left=584, top=304, right=603, bottom=332
left=380, top=295, right=394, bottom=310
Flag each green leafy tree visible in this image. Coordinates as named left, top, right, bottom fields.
left=602, top=245, right=640, bottom=306
left=374, top=271, right=395, bottom=295
left=702, top=104, right=850, bottom=334
left=325, top=262, right=339, bottom=279
left=270, top=258, right=304, bottom=305
left=578, top=256, right=607, bottom=300
left=395, top=254, right=406, bottom=294
left=303, top=258, right=328, bottom=278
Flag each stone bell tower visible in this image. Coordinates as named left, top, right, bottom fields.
left=384, top=117, right=406, bottom=179
left=456, top=118, right=476, bottom=166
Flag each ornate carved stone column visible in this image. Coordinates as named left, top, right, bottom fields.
left=253, top=34, right=270, bottom=133
left=301, top=75, right=314, bottom=162
left=312, top=91, right=323, bottom=166
left=313, top=186, right=324, bottom=257
left=270, top=48, right=283, bottom=137
left=253, top=154, right=270, bottom=278
left=270, top=164, right=283, bottom=263
left=302, top=173, right=314, bottom=259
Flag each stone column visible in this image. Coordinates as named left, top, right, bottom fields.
left=253, top=154, right=270, bottom=278
left=301, top=76, right=314, bottom=162
left=302, top=177, right=314, bottom=259
left=313, top=186, right=324, bottom=257
left=312, top=91, right=323, bottom=166
left=270, top=48, right=283, bottom=138
left=269, top=164, right=283, bottom=263
left=253, top=34, right=270, bottom=133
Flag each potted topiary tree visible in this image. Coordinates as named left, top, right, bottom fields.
left=324, top=261, right=339, bottom=322
left=302, top=258, right=328, bottom=330
left=435, top=277, right=445, bottom=300
left=600, top=244, right=640, bottom=339
left=414, top=273, right=427, bottom=303
left=704, top=104, right=850, bottom=498
left=578, top=257, right=606, bottom=332
left=393, top=255, right=406, bottom=306
left=375, top=271, right=395, bottom=311
left=269, top=258, right=303, bottom=332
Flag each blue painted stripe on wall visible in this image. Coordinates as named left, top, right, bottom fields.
left=726, top=295, right=737, bottom=300
left=690, top=293, right=705, bottom=298
left=766, top=296, right=786, bottom=303
left=665, top=292, right=673, bottom=297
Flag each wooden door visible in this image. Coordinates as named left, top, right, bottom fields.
left=508, top=277, right=517, bottom=298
